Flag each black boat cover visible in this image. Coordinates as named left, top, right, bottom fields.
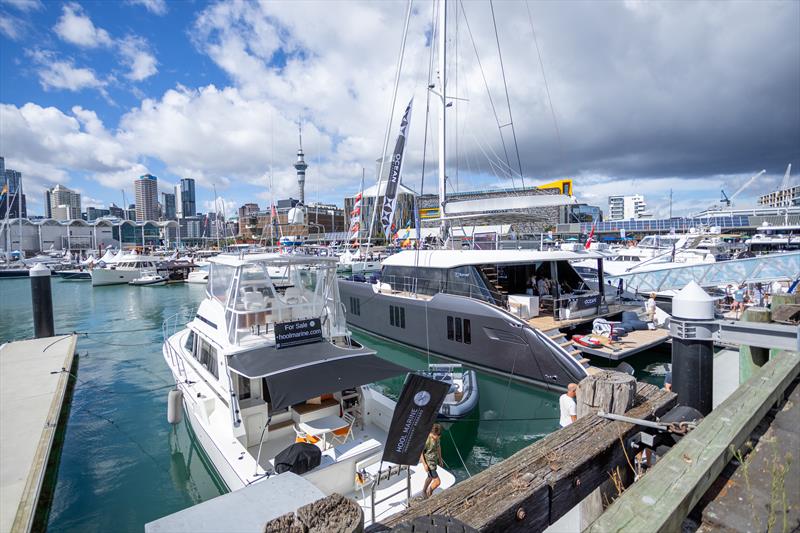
left=274, top=442, right=321, bottom=475
left=227, top=342, right=407, bottom=410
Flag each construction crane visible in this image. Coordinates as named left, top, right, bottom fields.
left=720, top=169, right=766, bottom=207
left=779, top=164, right=792, bottom=191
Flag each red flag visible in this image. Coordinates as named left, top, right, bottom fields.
left=585, top=224, right=596, bottom=250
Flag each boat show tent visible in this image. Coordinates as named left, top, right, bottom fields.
left=608, top=251, right=800, bottom=293
left=226, top=343, right=407, bottom=410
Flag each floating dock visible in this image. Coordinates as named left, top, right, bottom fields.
left=572, top=327, right=671, bottom=360
left=0, top=335, right=77, bottom=533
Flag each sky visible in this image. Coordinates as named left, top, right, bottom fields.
left=1, top=0, right=798, bottom=219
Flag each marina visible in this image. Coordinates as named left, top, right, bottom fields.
left=1, top=0, right=798, bottom=531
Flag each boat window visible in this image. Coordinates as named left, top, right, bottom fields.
left=197, top=339, right=219, bottom=379
left=238, top=375, right=251, bottom=400
left=389, top=305, right=405, bottom=328
left=209, top=263, right=236, bottom=303
left=455, top=317, right=462, bottom=342
left=184, top=330, right=195, bottom=353
left=464, top=319, right=471, bottom=344
left=447, top=316, right=454, bottom=340
left=446, top=315, right=471, bottom=344
left=349, top=296, right=361, bottom=316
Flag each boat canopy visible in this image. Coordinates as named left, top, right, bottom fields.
left=226, top=343, right=407, bottom=410
left=382, top=249, right=601, bottom=269
left=210, top=253, right=338, bottom=268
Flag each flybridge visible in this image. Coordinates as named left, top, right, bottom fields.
left=442, top=194, right=577, bottom=217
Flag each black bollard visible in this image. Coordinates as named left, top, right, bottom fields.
left=30, top=263, right=55, bottom=338
left=670, top=281, right=715, bottom=415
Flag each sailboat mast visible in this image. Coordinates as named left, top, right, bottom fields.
left=437, top=0, right=448, bottom=240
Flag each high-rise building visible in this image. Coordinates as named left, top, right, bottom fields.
left=161, top=192, right=176, bottom=220
left=1, top=157, right=27, bottom=219
left=49, top=184, right=81, bottom=220
left=178, top=178, right=196, bottom=217
left=85, top=206, right=110, bottom=221
left=608, top=194, right=649, bottom=221
left=294, top=127, right=308, bottom=204
left=44, top=190, right=52, bottom=218
left=135, top=174, right=159, bottom=221
left=126, top=204, right=137, bottom=221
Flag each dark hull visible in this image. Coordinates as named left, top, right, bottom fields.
left=338, top=280, right=587, bottom=391
left=59, top=271, right=91, bottom=280
left=0, top=269, right=29, bottom=278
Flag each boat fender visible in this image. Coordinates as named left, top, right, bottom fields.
left=167, top=388, right=183, bottom=425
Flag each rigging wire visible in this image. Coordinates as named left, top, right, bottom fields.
left=446, top=426, right=472, bottom=478
left=459, top=0, right=515, bottom=189
left=525, top=1, right=564, bottom=165
left=489, top=0, right=525, bottom=188
left=364, top=0, right=414, bottom=256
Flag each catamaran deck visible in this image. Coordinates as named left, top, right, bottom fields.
left=0, top=334, right=77, bottom=533
left=527, top=303, right=632, bottom=331
left=572, top=327, right=671, bottom=360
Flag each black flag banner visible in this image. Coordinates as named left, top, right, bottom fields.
left=380, top=98, right=413, bottom=240
left=381, top=373, right=449, bottom=465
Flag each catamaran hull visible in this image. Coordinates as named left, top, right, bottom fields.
left=338, top=280, right=588, bottom=391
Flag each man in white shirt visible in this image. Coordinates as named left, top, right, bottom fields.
left=559, top=383, right=578, bottom=427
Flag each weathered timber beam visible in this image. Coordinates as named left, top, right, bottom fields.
left=368, top=382, right=676, bottom=533
left=585, top=350, right=800, bottom=533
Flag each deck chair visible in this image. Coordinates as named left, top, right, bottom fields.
left=293, top=425, right=320, bottom=445
left=330, top=413, right=356, bottom=445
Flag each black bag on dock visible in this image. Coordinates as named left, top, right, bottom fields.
left=274, top=442, right=321, bottom=475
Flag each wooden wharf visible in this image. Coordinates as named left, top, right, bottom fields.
left=367, top=379, right=676, bottom=532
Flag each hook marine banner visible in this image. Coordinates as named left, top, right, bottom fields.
left=381, top=98, right=413, bottom=241
left=381, top=372, right=448, bottom=466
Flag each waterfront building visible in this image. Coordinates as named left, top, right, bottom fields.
left=0, top=217, right=180, bottom=254
left=135, top=174, right=159, bottom=221
left=608, top=194, right=649, bottom=221
left=561, top=203, right=603, bottom=224
left=759, top=185, right=800, bottom=208
left=238, top=203, right=260, bottom=238
left=161, top=192, right=176, bottom=220
left=48, top=184, right=82, bottom=220
left=108, top=203, right=124, bottom=219
left=126, top=204, right=136, bottom=221
left=177, top=178, right=196, bottom=218
left=85, top=207, right=110, bottom=221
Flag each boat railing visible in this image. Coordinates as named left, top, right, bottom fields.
left=162, top=313, right=187, bottom=378
left=377, top=274, right=504, bottom=307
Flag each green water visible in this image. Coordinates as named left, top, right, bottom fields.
left=0, top=278, right=668, bottom=531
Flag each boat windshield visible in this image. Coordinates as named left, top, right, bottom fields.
left=215, top=259, right=342, bottom=344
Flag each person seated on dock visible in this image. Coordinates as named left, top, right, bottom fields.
left=559, top=383, right=578, bottom=428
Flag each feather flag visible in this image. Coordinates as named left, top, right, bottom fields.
left=585, top=224, right=596, bottom=250
left=380, top=98, right=413, bottom=240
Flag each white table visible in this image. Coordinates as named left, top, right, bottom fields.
left=298, top=415, right=349, bottom=448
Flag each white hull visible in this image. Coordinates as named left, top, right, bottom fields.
left=91, top=267, right=151, bottom=286
left=186, top=271, right=208, bottom=284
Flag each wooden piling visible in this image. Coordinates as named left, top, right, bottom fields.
left=367, top=382, right=675, bottom=533
left=577, top=371, right=637, bottom=529
left=739, top=307, right=773, bottom=383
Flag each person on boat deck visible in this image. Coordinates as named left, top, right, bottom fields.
left=559, top=383, right=578, bottom=427
left=536, top=276, right=548, bottom=299
left=645, top=292, right=657, bottom=322
left=421, top=424, right=443, bottom=498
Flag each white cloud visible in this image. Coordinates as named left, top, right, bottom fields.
left=127, top=0, right=166, bottom=16
left=202, top=197, right=237, bottom=216
left=29, top=51, right=107, bottom=92
left=0, top=11, right=23, bottom=39
left=0, top=0, right=42, bottom=12
left=118, top=36, right=158, bottom=81
left=53, top=3, right=112, bottom=48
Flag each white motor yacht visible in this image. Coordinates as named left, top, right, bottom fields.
left=91, top=251, right=161, bottom=286
left=162, top=253, right=454, bottom=525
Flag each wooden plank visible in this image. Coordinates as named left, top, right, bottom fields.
left=368, top=382, right=675, bottom=533
left=585, top=350, right=800, bottom=533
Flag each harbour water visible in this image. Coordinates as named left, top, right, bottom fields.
left=0, top=278, right=669, bottom=531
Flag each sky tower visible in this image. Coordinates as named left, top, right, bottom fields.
left=294, top=121, right=308, bottom=204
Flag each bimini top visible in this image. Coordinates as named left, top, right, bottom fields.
left=382, top=249, right=602, bottom=269
left=210, top=253, right=339, bottom=268
left=226, top=343, right=407, bottom=410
